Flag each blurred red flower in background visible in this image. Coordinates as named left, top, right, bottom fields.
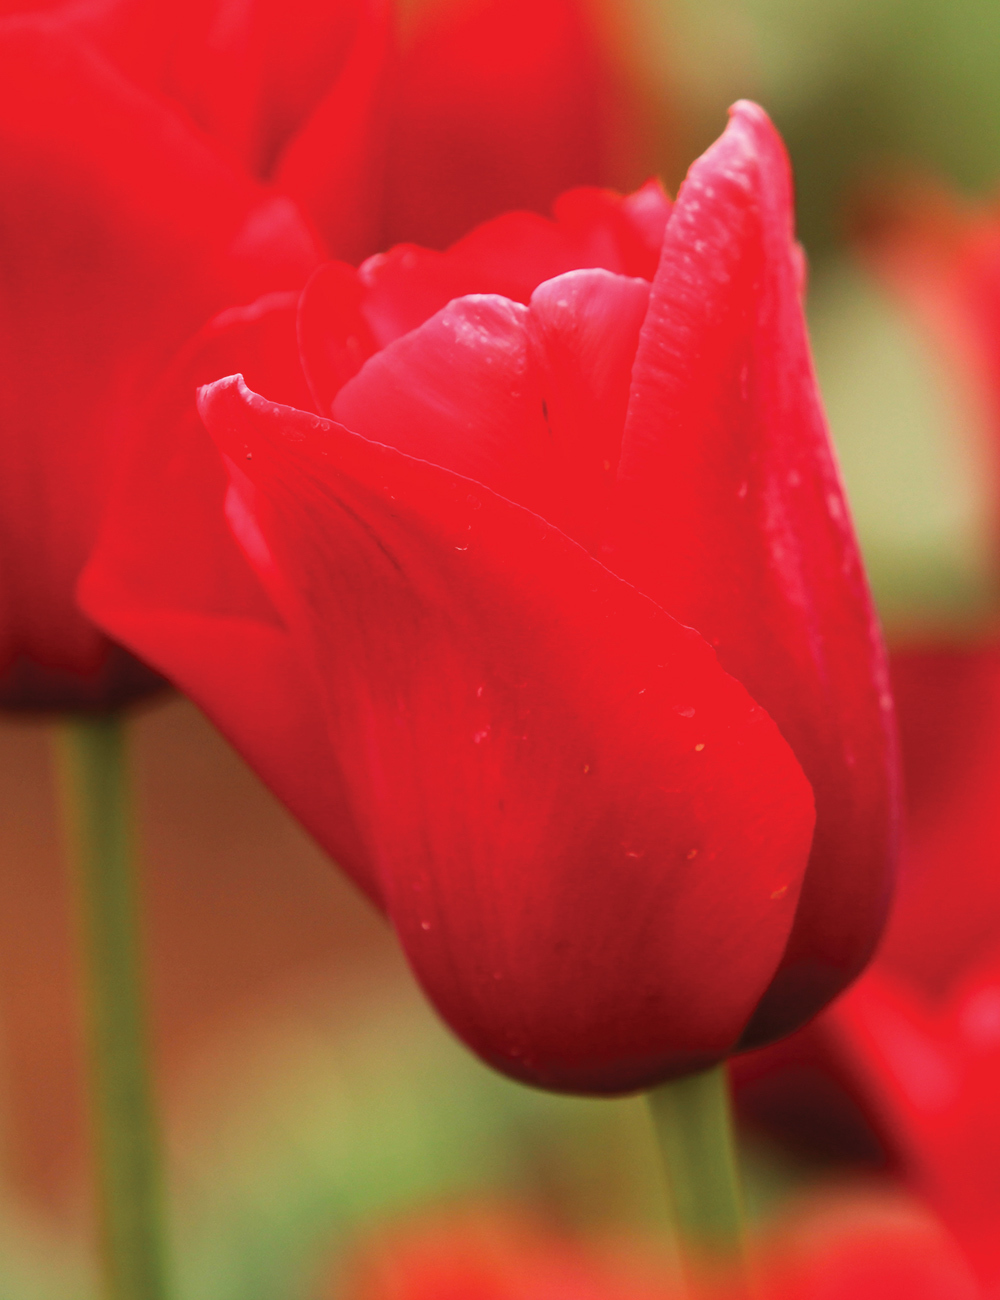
left=0, top=0, right=378, bottom=706
left=759, top=1189, right=982, bottom=1300
left=736, top=646, right=1000, bottom=1293
left=82, top=103, right=898, bottom=1093
left=329, top=1193, right=981, bottom=1300
left=820, top=961, right=1000, bottom=1292
left=335, top=1209, right=675, bottom=1300
left=0, top=0, right=627, bottom=710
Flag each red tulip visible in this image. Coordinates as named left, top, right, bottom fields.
left=385, top=0, right=630, bottom=250
left=0, top=0, right=391, bottom=708
left=4, top=0, right=393, bottom=259
left=83, top=103, right=897, bottom=1091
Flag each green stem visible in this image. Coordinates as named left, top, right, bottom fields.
left=56, top=715, right=169, bottom=1300
left=648, top=1064, right=749, bottom=1294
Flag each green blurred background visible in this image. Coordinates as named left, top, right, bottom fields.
left=6, top=0, right=1000, bottom=1296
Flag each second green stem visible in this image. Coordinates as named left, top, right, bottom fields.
left=58, top=715, right=169, bottom=1300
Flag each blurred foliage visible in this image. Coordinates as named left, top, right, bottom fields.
left=0, top=981, right=822, bottom=1300
left=0, top=1195, right=89, bottom=1300
left=167, top=982, right=672, bottom=1300
left=661, top=0, right=1000, bottom=256
left=808, top=257, right=999, bottom=631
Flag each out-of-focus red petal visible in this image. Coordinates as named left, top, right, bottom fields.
left=198, top=374, right=816, bottom=1094
left=384, top=0, right=611, bottom=249
left=339, top=1210, right=677, bottom=1300
left=46, top=0, right=391, bottom=260
left=602, top=101, right=898, bottom=1043
left=878, top=646, right=1000, bottom=997
left=0, top=17, right=321, bottom=687
left=824, top=966, right=1000, bottom=1290
left=760, top=1190, right=980, bottom=1300
left=78, top=295, right=375, bottom=900
left=272, top=0, right=393, bottom=262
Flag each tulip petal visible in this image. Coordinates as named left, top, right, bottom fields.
left=295, top=182, right=670, bottom=412
left=298, top=261, right=380, bottom=414
left=272, top=0, right=393, bottom=261
left=0, top=16, right=320, bottom=683
left=330, top=269, right=649, bottom=551
left=526, top=270, right=650, bottom=550
left=603, top=101, right=899, bottom=1042
left=365, top=181, right=670, bottom=346
left=78, top=295, right=375, bottom=902
left=384, top=0, right=610, bottom=248
left=59, top=0, right=391, bottom=260
left=199, top=373, right=816, bottom=1094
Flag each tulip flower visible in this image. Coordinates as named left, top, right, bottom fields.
left=0, top=0, right=394, bottom=706
left=82, top=102, right=897, bottom=1093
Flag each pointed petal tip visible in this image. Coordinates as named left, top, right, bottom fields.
left=689, top=100, right=787, bottom=173
left=676, top=98, right=794, bottom=236
left=727, top=98, right=773, bottom=128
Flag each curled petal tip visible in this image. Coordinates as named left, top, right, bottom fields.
left=712, top=100, right=790, bottom=174
left=196, top=371, right=245, bottom=414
